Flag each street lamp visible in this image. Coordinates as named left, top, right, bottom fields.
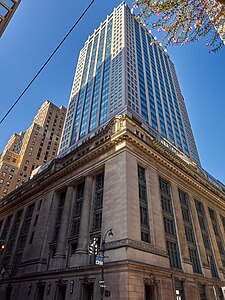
left=0, top=239, right=11, bottom=280
left=99, top=229, right=113, bottom=300
left=0, top=239, right=6, bottom=255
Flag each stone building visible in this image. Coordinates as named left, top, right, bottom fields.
left=0, top=115, right=224, bottom=300
left=0, top=100, right=66, bottom=199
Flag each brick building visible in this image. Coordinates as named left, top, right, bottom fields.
left=0, top=100, right=66, bottom=199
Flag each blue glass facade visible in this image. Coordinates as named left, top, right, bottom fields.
left=89, top=28, right=106, bottom=132
left=60, top=3, right=200, bottom=165
left=99, top=20, right=113, bottom=125
left=133, top=19, right=190, bottom=155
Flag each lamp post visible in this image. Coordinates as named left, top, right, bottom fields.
left=0, top=239, right=11, bottom=280
left=0, top=240, right=5, bottom=255
left=99, top=229, right=113, bottom=300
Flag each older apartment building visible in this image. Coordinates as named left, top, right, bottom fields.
left=0, top=100, right=66, bottom=199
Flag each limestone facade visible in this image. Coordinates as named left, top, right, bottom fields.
left=0, top=115, right=224, bottom=300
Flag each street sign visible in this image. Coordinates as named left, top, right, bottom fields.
left=99, top=280, right=106, bottom=288
left=95, top=256, right=104, bottom=265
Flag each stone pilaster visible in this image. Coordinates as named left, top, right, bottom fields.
left=103, top=151, right=130, bottom=242
left=148, top=167, right=166, bottom=251
left=27, top=191, right=56, bottom=272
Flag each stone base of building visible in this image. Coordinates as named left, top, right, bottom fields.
left=0, top=260, right=224, bottom=300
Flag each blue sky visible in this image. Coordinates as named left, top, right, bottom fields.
left=0, top=0, right=224, bottom=184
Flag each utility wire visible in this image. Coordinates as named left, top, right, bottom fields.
left=0, top=0, right=95, bottom=125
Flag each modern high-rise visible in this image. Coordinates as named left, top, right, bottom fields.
left=0, top=100, right=66, bottom=198
left=0, top=3, right=225, bottom=300
left=59, top=2, right=200, bottom=165
left=0, top=0, right=21, bottom=37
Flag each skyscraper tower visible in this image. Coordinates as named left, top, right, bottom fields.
left=1, top=4, right=225, bottom=300
left=60, top=2, right=200, bottom=165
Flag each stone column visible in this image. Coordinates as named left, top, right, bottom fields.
left=34, top=191, right=56, bottom=269
left=54, top=185, right=74, bottom=268
left=75, top=175, right=93, bottom=265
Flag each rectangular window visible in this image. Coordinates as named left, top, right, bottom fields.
left=209, top=208, right=225, bottom=264
left=1, top=215, right=12, bottom=240
left=198, top=284, right=206, bottom=300
left=175, top=280, right=185, bottom=300
left=93, top=173, right=104, bottom=231
left=145, top=284, right=155, bottom=300
left=195, top=200, right=218, bottom=278
left=71, top=242, right=78, bottom=255
left=12, top=204, right=35, bottom=275
left=138, top=166, right=150, bottom=243
left=53, top=191, right=66, bottom=241
left=10, top=210, right=23, bottom=238
left=70, top=182, right=84, bottom=237
left=11, top=252, right=22, bottom=275
left=164, top=216, right=176, bottom=236
left=29, top=231, right=35, bottom=244
left=189, top=248, right=202, bottom=274
left=179, top=190, right=201, bottom=273
left=221, top=215, right=225, bottom=233
left=159, top=178, right=181, bottom=269
left=166, top=240, right=181, bottom=269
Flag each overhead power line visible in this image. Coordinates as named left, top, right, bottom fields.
left=0, top=0, right=95, bottom=125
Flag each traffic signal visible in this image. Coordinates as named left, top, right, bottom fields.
left=88, top=243, right=94, bottom=255
left=94, top=243, right=99, bottom=255
left=88, top=237, right=99, bottom=255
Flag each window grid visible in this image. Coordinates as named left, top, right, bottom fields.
left=195, top=200, right=218, bottom=278
left=159, top=178, right=181, bottom=269
left=99, top=20, right=113, bottom=125
left=70, top=182, right=85, bottom=237
left=209, top=208, right=225, bottom=267
left=4, top=209, right=24, bottom=265
left=12, top=204, right=35, bottom=275
left=53, top=191, right=66, bottom=241
left=179, top=190, right=202, bottom=274
left=92, top=173, right=104, bottom=230
left=1, top=215, right=12, bottom=240
left=138, top=166, right=150, bottom=243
